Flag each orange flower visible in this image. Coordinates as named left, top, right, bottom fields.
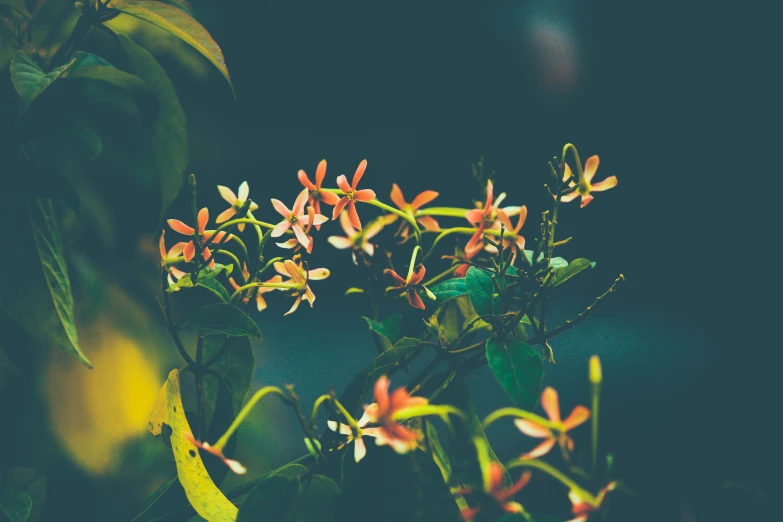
left=560, top=155, right=618, bottom=208
left=332, top=160, right=376, bottom=229
left=167, top=208, right=229, bottom=269
left=460, top=463, right=532, bottom=521
left=276, top=206, right=318, bottom=254
left=464, top=181, right=523, bottom=257
left=389, top=183, right=440, bottom=239
left=567, top=482, right=617, bottom=522
left=271, top=189, right=329, bottom=252
left=361, top=375, right=428, bottom=454
left=215, top=181, right=259, bottom=231
left=384, top=263, right=436, bottom=310
left=514, top=387, right=590, bottom=459
left=158, top=231, right=188, bottom=285
left=228, top=263, right=283, bottom=312
left=298, top=160, right=341, bottom=227
left=184, top=432, right=246, bottom=475
left=273, top=257, right=330, bottom=315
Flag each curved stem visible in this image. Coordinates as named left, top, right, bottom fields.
left=216, top=249, right=242, bottom=273
left=561, top=143, right=584, bottom=179
left=365, top=199, right=421, bottom=242
left=506, top=458, right=599, bottom=506
left=214, top=386, right=288, bottom=450
left=230, top=281, right=303, bottom=302
left=415, top=207, right=470, bottom=218
left=392, top=404, right=467, bottom=423
left=422, top=265, right=458, bottom=287
left=482, top=407, right=558, bottom=430
left=311, top=395, right=361, bottom=432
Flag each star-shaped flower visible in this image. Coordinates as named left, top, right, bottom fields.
left=514, top=386, right=590, bottom=459
left=389, top=183, right=440, bottom=239
left=560, top=155, right=618, bottom=208
left=567, top=482, right=617, bottom=522
left=273, top=256, right=330, bottom=315
left=332, top=160, right=376, bottom=229
left=384, top=263, right=436, bottom=310
left=228, top=263, right=283, bottom=312
left=361, top=375, right=428, bottom=454
left=327, top=211, right=385, bottom=264
left=464, top=181, right=522, bottom=257
left=158, top=231, right=188, bottom=285
left=298, top=160, right=341, bottom=227
left=460, top=463, right=532, bottom=521
left=216, top=181, right=259, bottom=231
left=271, top=189, right=328, bottom=252
left=167, top=208, right=229, bottom=269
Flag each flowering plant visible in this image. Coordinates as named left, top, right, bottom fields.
left=0, top=2, right=626, bottom=521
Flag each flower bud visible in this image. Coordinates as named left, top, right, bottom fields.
left=589, top=355, right=602, bottom=385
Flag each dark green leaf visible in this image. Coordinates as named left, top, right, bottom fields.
left=549, top=258, right=594, bottom=287
left=187, top=303, right=262, bottom=340
left=429, top=277, right=467, bottom=303
left=108, top=0, right=233, bottom=92
left=364, top=337, right=422, bottom=392
left=0, top=488, right=31, bottom=522
left=236, top=476, right=300, bottom=522
left=361, top=314, right=402, bottom=352
left=0, top=1, right=31, bottom=19
left=466, top=265, right=517, bottom=318
left=11, top=52, right=74, bottom=114
left=428, top=294, right=489, bottom=347
left=129, top=477, right=181, bottom=522
left=485, top=338, right=543, bottom=410
left=292, top=474, right=339, bottom=522
left=196, top=277, right=230, bottom=303
left=27, top=198, right=91, bottom=367
left=199, top=263, right=233, bottom=279
left=202, top=335, right=254, bottom=417
left=116, top=34, right=188, bottom=218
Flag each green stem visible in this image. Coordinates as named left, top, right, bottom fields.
left=422, top=265, right=458, bottom=287
left=481, top=407, right=558, bottom=431
left=216, top=249, right=242, bottom=274
left=415, top=207, right=470, bottom=218
left=214, top=386, right=288, bottom=450
left=229, top=281, right=303, bottom=303
left=505, top=458, right=599, bottom=506
left=195, top=331, right=205, bottom=437
left=311, top=395, right=361, bottom=432
left=366, top=199, right=421, bottom=241
left=591, top=382, right=600, bottom=472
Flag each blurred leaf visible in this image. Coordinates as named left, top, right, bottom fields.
left=203, top=335, right=254, bottom=418
left=196, top=277, right=230, bottom=303
left=164, top=369, right=238, bottom=521
left=129, top=477, right=179, bottom=522
left=116, top=33, right=188, bottom=218
left=465, top=265, right=517, bottom=318
left=364, top=337, right=421, bottom=392
left=433, top=377, right=509, bottom=490
left=429, top=277, right=467, bottom=303
left=428, top=294, right=489, bottom=347
left=0, top=488, right=31, bottom=522
left=0, top=468, right=46, bottom=522
left=27, top=198, right=91, bottom=367
left=236, top=475, right=299, bottom=522
left=147, top=379, right=169, bottom=435
left=0, top=1, right=31, bottom=20
left=108, top=0, right=233, bottom=92
left=485, top=338, right=543, bottom=410
left=199, top=263, right=233, bottom=279
left=11, top=52, right=75, bottom=114
left=522, top=250, right=567, bottom=269
left=0, top=342, right=21, bottom=392
left=291, top=474, right=339, bottom=522
left=186, top=303, right=262, bottom=340
left=548, top=258, right=594, bottom=287
left=361, top=314, right=402, bottom=352
left=203, top=375, right=236, bottom=485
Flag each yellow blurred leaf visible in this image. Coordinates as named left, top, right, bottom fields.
left=147, top=380, right=168, bottom=436
left=165, top=369, right=238, bottom=522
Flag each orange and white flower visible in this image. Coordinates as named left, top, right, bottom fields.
left=460, top=462, right=532, bottom=521
left=464, top=181, right=522, bottom=257
left=567, top=482, right=617, bottom=522
left=327, top=408, right=381, bottom=463
left=271, top=189, right=329, bottom=252
left=332, top=160, right=376, bottom=229
left=158, top=230, right=188, bottom=285
left=228, top=263, right=283, bottom=312
left=276, top=206, right=319, bottom=254
left=327, top=211, right=385, bottom=264
left=514, top=387, right=590, bottom=459
left=384, top=263, right=436, bottom=310
left=167, top=208, right=229, bottom=269
left=560, top=155, right=618, bottom=208
left=389, top=183, right=440, bottom=239
left=273, top=257, right=330, bottom=315
left=362, top=375, right=428, bottom=454
left=184, top=432, right=246, bottom=475
left=215, top=181, right=259, bottom=231
left=298, top=160, right=341, bottom=226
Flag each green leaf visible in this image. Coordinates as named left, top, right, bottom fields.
left=428, top=277, right=467, bottom=303
left=196, top=277, right=230, bottom=303
left=27, top=198, right=91, bottom=367
left=291, top=475, right=340, bottom=522
left=129, top=477, right=181, bottom=522
left=186, top=303, right=262, bottom=340
left=202, top=335, right=254, bottom=422
left=364, top=337, right=422, bottom=391
left=0, top=0, right=31, bottom=20
left=549, top=258, right=594, bottom=287
left=199, top=263, right=233, bottom=279
left=433, top=377, right=509, bottom=489
left=428, top=294, right=489, bottom=347
left=361, top=315, right=402, bottom=352
left=0, top=488, right=31, bottom=522
left=108, top=0, right=233, bottom=92
left=304, top=437, right=321, bottom=458
left=485, top=338, right=543, bottom=410
left=116, top=34, right=188, bottom=218
left=236, top=475, right=300, bottom=522
left=11, top=52, right=75, bottom=115
left=465, top=265, right=517, bottom=318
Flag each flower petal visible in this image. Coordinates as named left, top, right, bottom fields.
left=271, top=220, right=291, bottom=237
left=410, top=190, right=438, bottom=209
left=408, top=291, right=426, bottom=310
left=354, top=437, right=367, bottom=462
left=217, top=185, right=237, bottom=204
left=385, top=269, right=407, bottom=286
left=183, top=241, right=196, bottom=262
left=271, top=198, right=291, bottom=218
left=216, top=207, right=236, bottom=224
left=416, top=215, right=440, bottom=232
left=465, top=209, right=484, bottom=225
left=298, top=169, right=316, bottom=191
left=374, top=376, right=391, bottom=414
left=292, top=188, right=309, bottom=216
left=308, top=268, right=330, bottom=280
left=224, top=458, right=247, bottom=475
left=284, top=295, right=303, bottom=316
left=347, top=201, right=362, bottom=230
left=590, top=175, right=618, bottom=192
left=197, top=208, right=209, bottom=234
left=328, top=236, right=352, bottom=249
left=236, top=181, right=249, bottom=202
left=292, top=223, right=311, bottom=250
left=520, top=438, right=556, bottom=459
left=583, top=155, right=599, bottom=182
left=390, top=183, right=406, bottom=209
left=332, top=198, right=349, bottom=220
left=352, top=159, right=367, bottom=189
left=168, top=219, right=195, bottom=236
left=562, top=405, right=591, bottom=431
left=514, top=419, right=550, bottom=438
left=540, top=387, right=561, bottom=423
left=580, top=194, right=594, bottom=208
left=363, top=242, right=375, bottom=256
left=315, top=159, right=327, bottom=186
left=353, top=189, right=376, bottom=202
left=256, top=293, right=268, bottom=312
left=274, top=262, right=288, bottom=276
left=320, top=191, right=341, bottom=205
left=158, top=231, right=167, bottom=259
left=409, top=264, right=426, bottom=285
left=560, top=191, right=580, bottom=203
left=336, top=174, right=351, bottom=194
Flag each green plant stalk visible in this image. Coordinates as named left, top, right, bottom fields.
left=505, top=458, right=599, bottom=507
left=214, top=386, right=288, bottom=450
left=229, top=281, right=304, bottom=303
left=592, top=381, right=600, bottom=472
left=195, top=330, right=205, bottom=438
left=415, top=207, right=470, bottom=218
left=481, top=407, right=558, bottom=431
left=311, top=395, right=360, bottom=433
